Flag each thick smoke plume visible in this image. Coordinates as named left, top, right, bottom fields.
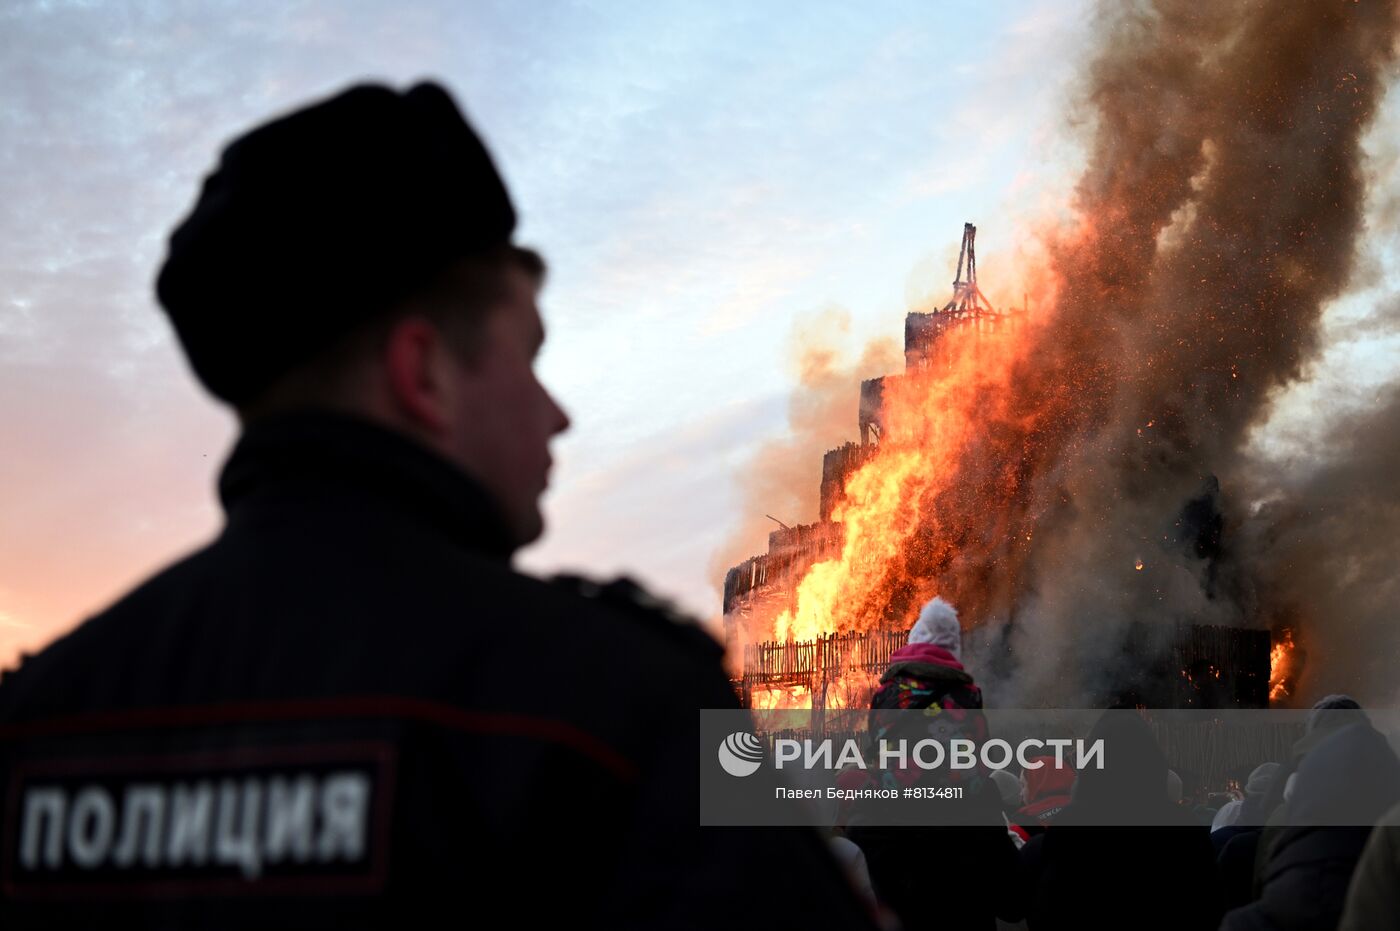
left=729, top=0, right=1400, bottom=706
left=992, top=0, right=1400, bottom=704
left=1242, top=378, right=1400, bottom=706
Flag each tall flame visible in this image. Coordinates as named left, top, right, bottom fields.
left=1269, top=628, right=1296, bottom=703
left=774, top=313, right=1042, bottom=642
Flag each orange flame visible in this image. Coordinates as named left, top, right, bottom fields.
left=1269, top=628, right=1296, bottom=703
left=750, top=670, right=886, bottom=711
left=751, top=686, right=811, bottom=710
left=771, top=305, right=1046, bottom=642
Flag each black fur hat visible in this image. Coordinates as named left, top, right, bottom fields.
left=156, top=81, right=516, bottom=404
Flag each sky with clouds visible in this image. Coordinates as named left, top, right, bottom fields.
left=15, top=0, right=1392, bottom=668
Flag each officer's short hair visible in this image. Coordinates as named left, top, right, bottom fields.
left=236, top=243, right=545, bottom=424
left=404, top=242, right=546, bottom=363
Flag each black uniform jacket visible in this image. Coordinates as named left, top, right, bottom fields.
left=0, top=412, right=874, bottom=930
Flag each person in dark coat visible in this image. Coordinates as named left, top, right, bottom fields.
left=1339, top=799, right=1400, bottom=931
left=1221, top=722, right=1400, bottom=931
left=1214, top=761, right=1281, bottom=910
left=1019, top=710, right=1222, bottom=931
left=0, top=82, right=878, bottom=931
left=1213, top=762, right=1281, bottom=851
left=1249, top=695, right=1368, bottom=896
left=844, top=597, right=1025, bottom=931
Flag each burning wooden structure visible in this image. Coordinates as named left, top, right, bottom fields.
left=723, top=223, right=1276, bottom=710
left=725, top=224, right=1004, bottom=645
left=739, top=629, right=904, bottom=710
left=735, top=623, right=1271, bottom=712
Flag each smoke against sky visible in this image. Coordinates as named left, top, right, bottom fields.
left=1002, top=0, right=1400, bottom=704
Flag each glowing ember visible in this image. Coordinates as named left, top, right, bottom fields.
left=1135, top=558, right=1145, bottom=571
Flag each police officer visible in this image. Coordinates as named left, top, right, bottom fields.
left=0, top=82, right=877, bottom=929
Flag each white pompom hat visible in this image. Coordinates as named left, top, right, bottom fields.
left=908, top=596, right=962, bottom=659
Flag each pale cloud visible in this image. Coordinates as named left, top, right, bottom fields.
left=909, top=158, right=985, bottom=199
left=521, top=390, right=790, bottom=617
left=0, top=606, right=33, bottom=631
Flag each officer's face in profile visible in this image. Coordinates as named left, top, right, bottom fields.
left=434, top=263, right=570, bottom=546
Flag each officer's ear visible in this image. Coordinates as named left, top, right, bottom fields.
left=383, top=314, right=457, bottom=433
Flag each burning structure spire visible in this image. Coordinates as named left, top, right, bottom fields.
left=941, top=222, right=996, bottom=319
left=900, top=222, right=1005, bottom=376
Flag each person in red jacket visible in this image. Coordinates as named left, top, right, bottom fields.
left=1017, top=755, right=1077, bottom=836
